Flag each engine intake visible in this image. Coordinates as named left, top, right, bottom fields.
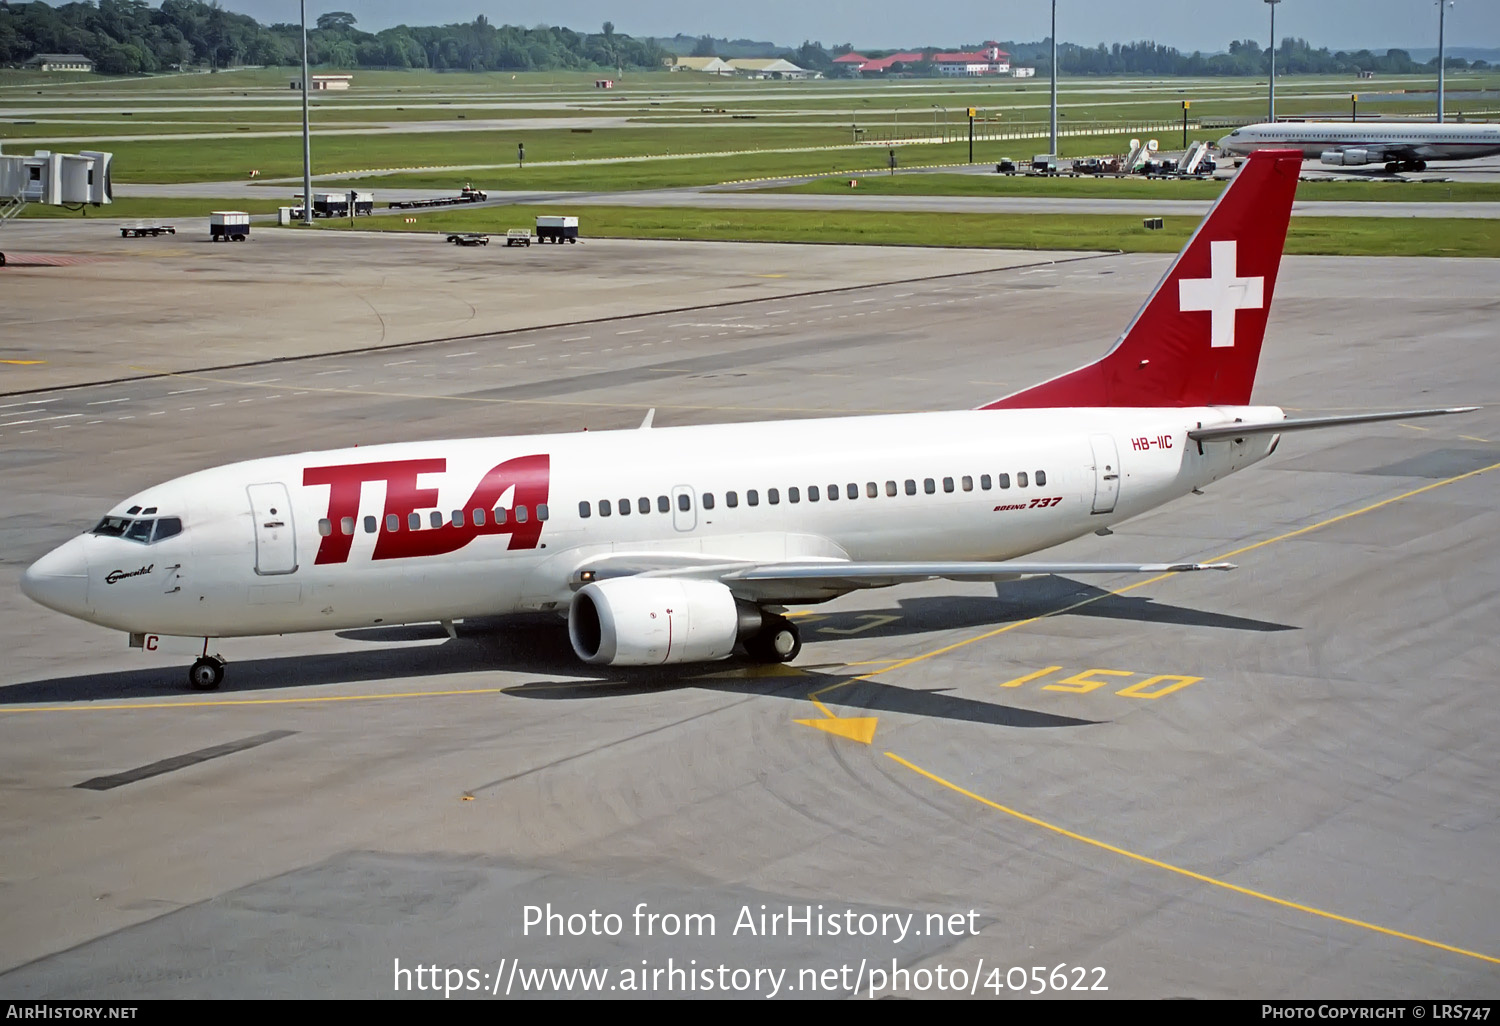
left=568, top=578, right=742, bottom=666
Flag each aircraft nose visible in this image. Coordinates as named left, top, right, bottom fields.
left=21, top=537, right=91, bottom=618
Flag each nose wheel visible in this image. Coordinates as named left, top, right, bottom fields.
left=188, top=656, right=225, bottom=690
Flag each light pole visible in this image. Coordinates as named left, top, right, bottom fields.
left=931, top=105, right=940, bottom=142
left=299, top=0, right=312, bottom=226
left=1437, top=1, right=1453, bottom=123
left=1265, top=0, right=1281, bottom=123
left=1049, top=0, right=1058, bottom=157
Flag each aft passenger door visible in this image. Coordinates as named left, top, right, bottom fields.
left=247, top=482, right=298, bottom=575
left=1088, top=434, right=1120, bottom=514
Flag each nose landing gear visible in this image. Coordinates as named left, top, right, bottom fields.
left=188, top=655, right=226, bottom=690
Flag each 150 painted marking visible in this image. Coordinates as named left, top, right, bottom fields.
left=1000, top=665, right=1202, bottom=699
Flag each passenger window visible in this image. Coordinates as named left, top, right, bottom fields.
left=494, top=507, right=507, bottom=525
left=998, top=473, right=1010, bottom=489
left=126, top=519, right=154, bottom=543
left=515, top=506, right=529, bottom=523
left=618, top=499, right=630, bottom=516
left=981, top=474, right=992, bottom=490
left=472, top=509, right=486, bottom=527
left=847, top=483, right=858, bottom=499
left=598, top=500, right=611, bottom=517
left=962, top=476, right=973, bottom=492
left=886, top=481, right=897, bottom=497
left=579, top=501, right=592, bottom=519
left=747, top=489, right=759, bottom=507
left=905, top=479, right=917, bottom=496
left=678, top=493, right=691, bottom=512
left=537, top=504, right=549, bottom=521
left=943, top=477, right=955, bottom=493
left=788, top=487, right=800, bottom=503
left=827, top=485, right=839, bottom=501
left=703, top=493, right=715, bottom=510
left=1036, top=470, right=1047, bottom=487
left=768, top=488, right=780, bottom=505
left=430, top=511, right=444, bottom=529
left=638, top=496, right=650, bottom=514
left=807, top=486, right=819, bottom=503
left=409, top=512, right=422, bottom=531
left=153, top=517, right=183, bottom=542
left=452, top=510, right=465, bottom=528
left=658, top=495, right=670, bottom=513
left=1017, top=471, right=1029, bottom=488
left=924, top=478, right=936, bottom=495
left=365, top=515, right=377, bottom=534
left=863, top=482, right=875, bottom=498
left=341, top=516, right=356, bottom=535
left=726, top=491, right=739, bottom=508
left=386, top=513, right=400, bottom=532
left=318, top=518, right=333, bottom=537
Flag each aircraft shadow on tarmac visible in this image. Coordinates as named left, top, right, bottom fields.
left=0, top=577, right=1287, bottom=723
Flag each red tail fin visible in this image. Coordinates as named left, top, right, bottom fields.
left=982, top=149, right=1302, bottom=409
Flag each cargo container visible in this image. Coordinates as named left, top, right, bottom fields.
left=209, top=211, right=250, bottom=241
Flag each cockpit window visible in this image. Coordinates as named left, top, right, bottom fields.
left=91, top=514, right=183, bottom=544
left=92, top=516, right=132, bottom=537
left=1230, top=129, right=1240, bottom=136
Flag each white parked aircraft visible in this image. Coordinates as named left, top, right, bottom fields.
left=1218, top=120, right=1500, bottom=172
left=22, top=150, right=1474, bottom=690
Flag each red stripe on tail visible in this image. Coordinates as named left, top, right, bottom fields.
left=981, top=149, right=1302, bottom=409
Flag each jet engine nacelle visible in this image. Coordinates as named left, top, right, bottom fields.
left=1320, top=149, right=1375, bottom=166
left=568, top=578, right=742, bottom=666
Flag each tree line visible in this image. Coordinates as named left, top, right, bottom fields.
left=0, top=3, right=1485, bottom=77
left=0, top=1, right=670, bottom=74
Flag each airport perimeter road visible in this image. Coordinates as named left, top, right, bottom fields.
left=572, top=189, right=1500, bottom=220
left=0, top=241, right=1497, bottom=997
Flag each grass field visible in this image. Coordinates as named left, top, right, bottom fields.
left=15, top=197, right=285, bottom=219
left=315, top=206, right=1500, bottom=258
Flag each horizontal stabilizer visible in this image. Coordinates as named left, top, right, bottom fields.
left=1189, top=406, right=1478, bottom=442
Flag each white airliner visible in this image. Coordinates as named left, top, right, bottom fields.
left=1218, top=120, right=1500, bottom=172
left=21, top=150, right=1474, bottom=690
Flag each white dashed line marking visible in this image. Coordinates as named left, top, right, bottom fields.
left=562, top=335, right=591, bottom=342
left=384, top=359, right=415, bottom=366
left=617, top=329, right=644, bottom=335
left=87, top=397, right=130, bottom=406
left=808, top=304, right=834, bottom=310
left=167, top=388, right=207, bottom=396
left=508, top=343, right=534, bottom=350
left=0, top=399, right=58, bottom=410
left=445, top=351, right=478, bottom=359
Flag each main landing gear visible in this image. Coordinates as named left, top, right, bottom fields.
left=1385, top=160, right=1428, bottom=173
left=744, top=615, right=802, bottom=664
left=188, top=655, right=225, bottom=690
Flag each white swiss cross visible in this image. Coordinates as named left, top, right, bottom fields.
left=1177, top=240, right=1264, bottom=348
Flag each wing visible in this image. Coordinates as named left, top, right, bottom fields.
left=569, top=553, right=1232, bottom=604
left=1189, top=406, right=1477, bottom=443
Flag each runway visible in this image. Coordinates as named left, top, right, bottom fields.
left=1, top=234, right=1497, bottom=998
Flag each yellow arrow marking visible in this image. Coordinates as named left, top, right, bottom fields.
left=796, top=716, right=878, bottom=744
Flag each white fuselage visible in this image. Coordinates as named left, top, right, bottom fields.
left=28, top=406, right=1280, bottom=639
left=1218, top=121, right=1500, bottom=162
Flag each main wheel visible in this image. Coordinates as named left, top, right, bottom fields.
left=1415, top=160, right=1428, bottom=171
left=188, top=656, right=225, bottom=691
left=0, top=252, right=6, bottom=267
left=746, top=616, right=801, bottom=664
left=1386, top=161, right=1398, bottom=172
